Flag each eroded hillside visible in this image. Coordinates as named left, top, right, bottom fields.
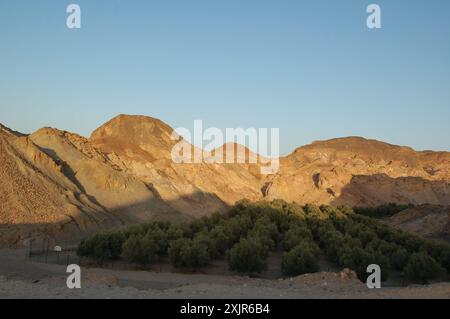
left=1, top=115, right=449, bottom=245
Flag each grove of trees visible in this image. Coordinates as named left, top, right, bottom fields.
left=353, top=203, right=413, bottom=219
left=77, top=200, right=450, bottom=284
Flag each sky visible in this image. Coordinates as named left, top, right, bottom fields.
left=0, top=0, right=449, bottom=155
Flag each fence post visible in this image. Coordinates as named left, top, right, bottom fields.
left=27, top=239, right=33, bottom=262
left=45, top=239, right=49, bottom=263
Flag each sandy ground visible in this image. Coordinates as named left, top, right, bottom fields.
left=1, top=249, right=450, bottom=299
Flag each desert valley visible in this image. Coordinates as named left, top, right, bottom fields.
left=1, top=114, right=450, bottom=299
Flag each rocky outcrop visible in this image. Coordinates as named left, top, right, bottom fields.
left=264, top=137, right=450, bottom=206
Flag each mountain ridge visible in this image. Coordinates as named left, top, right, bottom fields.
left=1, top=114, right=449, bottom=245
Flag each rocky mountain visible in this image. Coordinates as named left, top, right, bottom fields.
left=1, top=114, right=449, bottom=245
left=89, top=115, right=262, bottom=216
left=264, top=137, right=450, bottom=207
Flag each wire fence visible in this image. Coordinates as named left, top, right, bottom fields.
left=25, top=238, right=81, bottom=266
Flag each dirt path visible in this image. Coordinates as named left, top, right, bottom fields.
left=1, top=249, right=450, bottom=299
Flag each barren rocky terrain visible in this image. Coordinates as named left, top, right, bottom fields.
left=1, top=249, right=450, bottom=299
left=385, top=205, right=450, bottom=240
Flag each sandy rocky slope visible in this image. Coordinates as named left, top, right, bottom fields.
left=1, top=115, right=449, bottom=246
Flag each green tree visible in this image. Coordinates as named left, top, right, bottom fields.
left=282, top=225, right=313, bottom=251
left=281, top=242, right=320, bottom=277
left=221, top=214, right=253, bottom=244
left=248, top=218, right=279, bottom=251
left=122, top=234, right=159, bottom=266
left=390, top=248, right=410, bottom=272
left=77, top=231, right=125, bottom=262
left=209, top=226, right=231, bottom=257
left=303, top=204, right=324, bottom=219
left=353, top=203, right=413, bottom=218
left=227, top=238, right=269, bottom=274
left=168, top=239, right=210, bottom=269
left=358, top=229, right=377, bottom=247
left=144, top=227, right=169, bottom=255
left=167, top=223, right=194, bottom=240
left=194, top=231, right=220, bottom=259
left=404, top=252, right=445, bottom=284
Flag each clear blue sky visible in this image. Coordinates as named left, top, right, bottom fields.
left=1, top=0, right=449, bottom=154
